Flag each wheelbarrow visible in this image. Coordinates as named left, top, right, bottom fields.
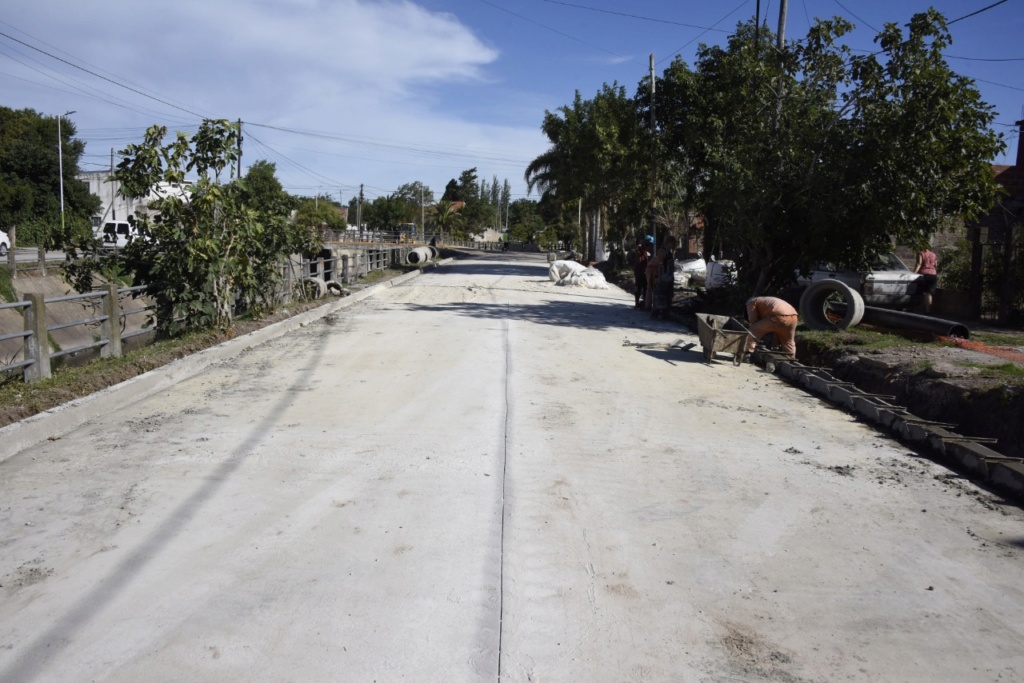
left=696, top=313, right=755, bottom=365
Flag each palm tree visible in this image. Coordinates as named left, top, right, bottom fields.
left=432, top=199, right=463, bottom=238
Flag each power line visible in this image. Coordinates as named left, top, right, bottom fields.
left=659, top=0, right=752, bottom=66
left=833, top=0, right=879, bottom=33
left=948, top=0, right=1009, bottom=25
left=474, top=0, right=627, bottom=60
left=0, top=29, right=209, bottom=119
left=542, top=0, right=733, bottom=32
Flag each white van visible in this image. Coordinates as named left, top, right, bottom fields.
left=96, top=221, right=139, bottom=249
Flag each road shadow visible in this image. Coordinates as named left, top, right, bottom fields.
left=407, top=298, right=667, bottom=332
left=0, top=322, right=335, bottom=683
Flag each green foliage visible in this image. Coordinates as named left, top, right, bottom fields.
left=65, top=120, right=320, bottom=336
left=526, top=83, right=651, bottom=258
left=0, top=107, right=99, bottom=247
left=295, top=196, right=346, bottom=232
left=664, top=13, right=1003, bottom=294
left=958, top=362, right=1024, bottom=379
left=0, top=265, right=15, bottom=303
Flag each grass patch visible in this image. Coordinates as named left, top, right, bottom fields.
left=972, top=331, right=1024, bottom=347
left=0, top=266, right=15, bottom=303
left=0, top=297, right=336, bottom=429
left=357, top=267, right=410, bottom=285
left=800, top=327, right=927, bottom=354
left=957, top=361, right=1024, bottom=379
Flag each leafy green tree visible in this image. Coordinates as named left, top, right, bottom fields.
left=66, top=120, right=320, bottom=335
left=0, top=107, right=99, bottom=246
left=295, top=194, right=346, bottom=232
left=393, top=181, right=433, bottom=226
left=363, top=194, right=406, bottom=231
left=526, top=84, right=649, bottom=260
left=667, top=13, right=1003, bottom=294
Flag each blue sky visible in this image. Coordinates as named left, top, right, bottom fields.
left=2, top=0, right=1021, bottom=204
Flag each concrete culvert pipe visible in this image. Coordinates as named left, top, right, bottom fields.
left=799, top=279, right=865, bottom=330
left=297, top=277, right=327, bottom=300
left=406, top=247, right=432, bottom=265
left=428, top=246, right=439, bottom=258
left=325, top=280, right=347, bottom=297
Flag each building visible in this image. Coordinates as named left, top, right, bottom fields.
left=76, top=171, right=192, bottom=227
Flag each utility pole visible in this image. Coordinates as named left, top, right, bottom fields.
left=776, top=0, right=788, bottom=51
left=420, top=184, right=425, bottom=242
left=357, top=184, right=364, bottom=240
left=649, top=53, right=657, bottom=248
left=57, top=110, right=76, bottom=239
left=110, top=148, right=116, bottom=220
left=236, top=119, right=243, bottom=178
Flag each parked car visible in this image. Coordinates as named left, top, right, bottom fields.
left=787, top=253, right=923, bottom=309
left=0, top=229, right=9, bottom=257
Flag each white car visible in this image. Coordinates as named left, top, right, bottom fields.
left=793, top=253, right=923, bottom=308
left=0, top=229, right=9, bottom=257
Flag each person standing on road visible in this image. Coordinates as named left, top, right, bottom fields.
left=745, top=296, right=799, bottom=359
left=632, top=235, right=653, bottom=308
left=645, top=234, right=677, bottom=312
left=914, top=246, right=939, bottom=314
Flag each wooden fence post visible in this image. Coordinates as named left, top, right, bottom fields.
left=22, top=292, right=51, bottom=382
left=8, top=225, right=16, bottom=279
left=101, top=283, right=123, bottom=358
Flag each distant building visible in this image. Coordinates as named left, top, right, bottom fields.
left=76, top=171, right=192, bottom=227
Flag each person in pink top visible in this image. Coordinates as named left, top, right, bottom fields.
left=745, top=296, right=799, bottom=359
left=914, top=247, right=938, bottom=314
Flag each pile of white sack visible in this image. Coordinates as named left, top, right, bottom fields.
left=548, top=259, right=609, bottom=289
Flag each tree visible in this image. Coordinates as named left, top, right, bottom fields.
left=364, top=194, right=406, bottom=231
left=394, top=181, right=433, bottom=226
left=431, top=199, right=463, bottom=236
left=295, top=195, right=346, bottom=233
left=0, top=107, right=99, bottom=246
left=666, top=13, right=1004, bottom=294
left=67, top=120, right=320, bottom=335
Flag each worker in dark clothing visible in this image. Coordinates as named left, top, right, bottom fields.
left=633, top=235, right=653, bottom=308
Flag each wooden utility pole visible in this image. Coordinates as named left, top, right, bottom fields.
left=649, top=53, right=657, bottom=247
left=357, top=184, right=364, bottom=240
left=776, top=0, right=788, bottom=50
left=237, top=119, right=243, bottom=178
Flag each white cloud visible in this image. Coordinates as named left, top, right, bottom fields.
left=3, top=0, right=546, bottom=196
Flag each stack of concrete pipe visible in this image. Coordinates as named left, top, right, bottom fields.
left=798, top=279, right=970, bottom=339
left=406, top=247, right=433, bottom=265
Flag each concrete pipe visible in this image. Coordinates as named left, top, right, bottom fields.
left=406, top=247, right=432, bottom=265
left=861, top=307, right=971, bottom=339
left=427, top=246, right=439, bottom=258
left=297, top=277, right=327, bottom=300
left=799, top=279, right=865, bottom=330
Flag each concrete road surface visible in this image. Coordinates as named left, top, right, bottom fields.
left=1, top=252, right=1022, bottom=682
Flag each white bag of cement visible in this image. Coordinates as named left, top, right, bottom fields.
left=559, top=267, right=609, bottom=289
left=549, top=259, right=587, bottom=282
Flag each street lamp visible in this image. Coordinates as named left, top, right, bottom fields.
left=57, top=110, right=76, bottom=237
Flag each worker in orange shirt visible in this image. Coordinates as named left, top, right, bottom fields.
left=745, top=296, right=799, bottom=359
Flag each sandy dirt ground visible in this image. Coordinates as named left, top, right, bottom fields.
left=1, top=252, right=1023, bottom=682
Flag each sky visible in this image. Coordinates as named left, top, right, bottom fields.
left=2, top=0, right=1022, bottom=205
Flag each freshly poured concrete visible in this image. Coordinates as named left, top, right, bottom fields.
left=1, top=252, right=1022, bottom=682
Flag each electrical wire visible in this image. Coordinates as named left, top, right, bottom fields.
left=948, top=0, right=1009, bottom=25
left=541, top=0, right=733, bottom=32
left=658, top=0, right=752, bottom=65
left=0, top=29, right=210, bottom=119
left=474, top=0, right=627, bottom=60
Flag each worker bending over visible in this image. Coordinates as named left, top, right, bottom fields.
left=746, top=296, right=799, bottom=359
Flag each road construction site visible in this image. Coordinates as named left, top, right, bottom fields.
left=1, top=251, right=1022, bottom=682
